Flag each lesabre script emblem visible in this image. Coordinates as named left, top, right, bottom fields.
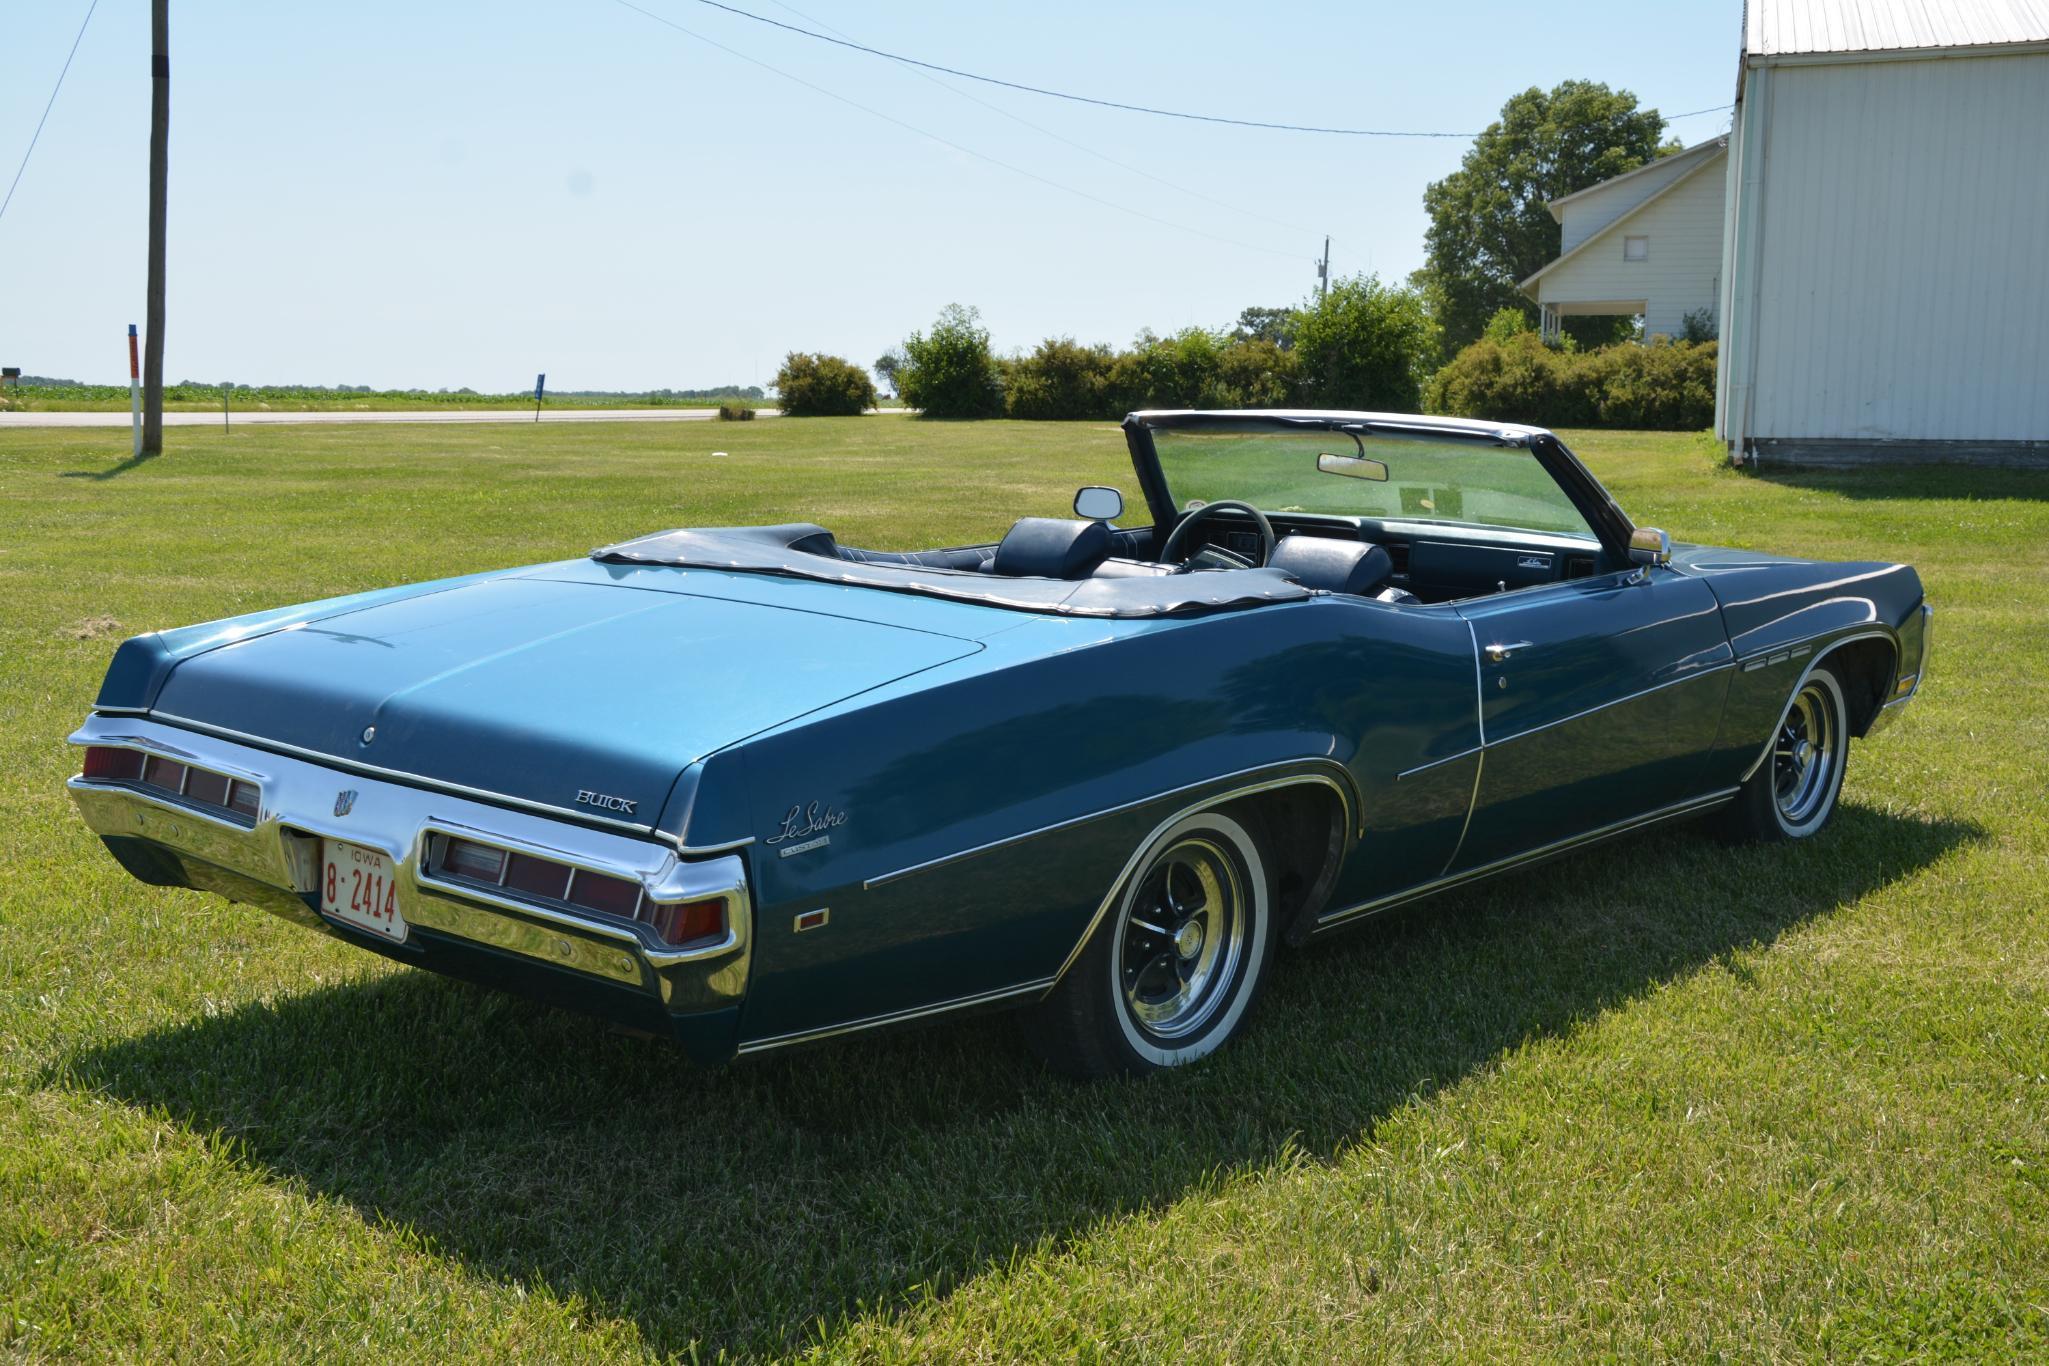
left=575, top=790, right=638, bottom=815
left=768, top=801, right=847, bottom=858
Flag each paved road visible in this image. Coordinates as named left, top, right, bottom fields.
left=0, top=407, right=907, bottom=429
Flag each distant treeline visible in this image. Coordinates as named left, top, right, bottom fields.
left=1, top=378, right=767, bottom=411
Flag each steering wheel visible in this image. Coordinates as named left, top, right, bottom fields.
left=1158, top=500, right=1278, bottom=569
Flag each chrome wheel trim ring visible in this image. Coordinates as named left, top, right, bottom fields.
left=1114, top=835, right=1246, bottom=1041
left=1772, top=673, right=1844, bottom=832
left=1107, top=812, right=1268, bottom=1066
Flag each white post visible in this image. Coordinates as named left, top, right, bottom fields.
left=127, top=323, right=142, bottom=457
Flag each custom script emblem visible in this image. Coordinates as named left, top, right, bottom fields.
left=575, top=789, right=639, bottom=815
left=333, top=789, right=358, bottom=817
left=768, top=800, right=848, bottom=858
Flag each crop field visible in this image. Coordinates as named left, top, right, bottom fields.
left=0, top=419, right=2043, bottom=1360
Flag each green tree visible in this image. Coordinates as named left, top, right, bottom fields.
left=898, top=304, right=1005, bottom=418
left=1291, top=274, right=1439, bottom=412
left=1417, top=81, right=1671, bottom=352
left=774, top=352, right=877, bottom=416
left=1231, top=305, right=1299, bottom=350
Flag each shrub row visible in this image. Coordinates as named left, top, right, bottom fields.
left=1424, top=333, right=1717, bottom=430
left=886, top=280, right=1438, bottom=420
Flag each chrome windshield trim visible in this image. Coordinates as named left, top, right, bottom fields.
left=734, top=977, right=1056, bottom=1054
left=1316, top=786, right=1740, bottom=933
left=861, top=760, right=1359, bottom=891
left=126, top=708, right=753, bottom=855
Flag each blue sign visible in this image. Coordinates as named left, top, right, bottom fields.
left=534, top=373, right=546, bottom=402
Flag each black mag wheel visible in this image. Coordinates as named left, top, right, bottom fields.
left=1721, top=664, right=1851, bottom=843
left=1025, top=810, right=1274, bottom=1078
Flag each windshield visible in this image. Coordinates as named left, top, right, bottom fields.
left=1150, top=421, right=1598, bottom=540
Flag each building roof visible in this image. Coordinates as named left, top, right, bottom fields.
left=1745, top=0, right=2049, bottom=58
left=1546, top=137, right=1728, bottom=223
left=1519, top=145, right=1728, bottom=293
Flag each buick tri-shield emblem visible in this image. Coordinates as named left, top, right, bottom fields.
left=333, top=789, right=358, bottom=817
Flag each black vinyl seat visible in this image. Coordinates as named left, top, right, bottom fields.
left=990, top=517, right=1114, bottom=579
left=1268, top=535, right=1394, bottom=596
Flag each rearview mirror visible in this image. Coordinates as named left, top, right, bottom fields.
left=1073, top=486, right=1124, bottom=521
left=1628, top=527, right=1673, bottom=566
left=1317, top=453, right=1389, bottom=482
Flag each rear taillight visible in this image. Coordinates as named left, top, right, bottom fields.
left=82, top=746, right=145, bottom=780
left=441, top=838, right=507, bottom=883
left=646, top=897, right=725, bottom=947
left=566, top=870, right=641, bottom=917
left=81, top=746, right=260, bottom=822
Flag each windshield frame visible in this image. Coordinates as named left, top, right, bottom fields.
left=1122, top=411, right=1636, bottom=559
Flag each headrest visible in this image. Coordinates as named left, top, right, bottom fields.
left=990, top=517, right=1113, bottom=580
left=1269, top=535, right=1394, bottom=595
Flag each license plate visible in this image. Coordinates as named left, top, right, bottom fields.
left=321, top=839, right=408, bottom=942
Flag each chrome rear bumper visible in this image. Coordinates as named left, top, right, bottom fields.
left=67, top=714, right=753, bottom=1044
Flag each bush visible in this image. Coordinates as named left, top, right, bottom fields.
left=1004, top=337, right=1117, bottom=420
left=715, top=400, right=755, bottom=421
left=1292, top=274, right=1440, bottom=412
left=773, top=353, right=876, bottom=417
left=1424, top=334, right=1717, bottom=430
left=898, top=304, right=1004, bottom=418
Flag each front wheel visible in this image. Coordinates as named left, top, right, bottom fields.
left=1025, top=810, right=1275, bottom=1078
left=1720, top=664, right=1851, bottom=842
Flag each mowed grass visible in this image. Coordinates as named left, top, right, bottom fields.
left=0, top=419, right=2044, bottom=1361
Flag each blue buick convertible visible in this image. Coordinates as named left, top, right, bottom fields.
left=68, top=411, right=1931, bottom=1075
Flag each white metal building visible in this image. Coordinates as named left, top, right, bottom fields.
left=1717, top=0, right=2049, bottom=465
left=1520, top=138, right=1728, bottom=342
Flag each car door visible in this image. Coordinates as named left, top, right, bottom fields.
left=1447, top=567, right=1734, bottom=872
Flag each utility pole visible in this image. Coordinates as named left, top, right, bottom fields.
left=141, top=0, right=169, bottom=455
left=1315, top=236, right=1330, bottom=300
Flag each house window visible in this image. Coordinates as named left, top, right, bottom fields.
left=1623, top=235, right=1649, bottom=262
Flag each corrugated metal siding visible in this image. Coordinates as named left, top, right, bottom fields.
left=1748, top=0, right=2049, bottom=56
left=1538, top=162, right=1727, bottom=337
left=1747, top=51, right=2049, bottom=442
left=1557, top=144, right=1722, bottom=254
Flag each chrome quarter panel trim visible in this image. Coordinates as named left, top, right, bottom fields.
left=1316, top=787, right=1740, bottom=933
left=1481, top=661, right=1737, bottom=751
left=861, top=760, right=1360, bottom=891
left=735, top=977, right=1056, bottom=1055
left=1437, top=749, right=1486, bottom=878
left=1042, top=771, right=1356, bottom=992
left=125, top=708, right=755, bottom=855
left=67, top=714, right=754, bottom=1010
left=1868, top=604, right=1933, bottom=735
left=1395, top=744, right=1483, bottom=781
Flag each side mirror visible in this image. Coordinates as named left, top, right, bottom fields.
left=1073, top=486, right=1124, bottom=522
left=1628, top=527, right=1673, bottom=567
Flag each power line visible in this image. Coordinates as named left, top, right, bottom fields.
left=687, top=0, right=1734, bottom=137
left=756, top=0, right=1323, bottom=238
left=608, top=0, right=1308, bottom=261
left=0, top=0, right=100, bottom=228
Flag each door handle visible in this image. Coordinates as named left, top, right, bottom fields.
left=1484, top=640, right=1534, bottom=663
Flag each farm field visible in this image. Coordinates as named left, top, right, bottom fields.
left=0, top=419, right=2043, bottom=1360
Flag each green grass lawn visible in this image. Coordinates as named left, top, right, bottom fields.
left=1, top=420, right=2043, bottom=1360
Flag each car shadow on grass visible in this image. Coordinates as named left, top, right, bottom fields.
left=54, top=803, right=1978, bottom=1358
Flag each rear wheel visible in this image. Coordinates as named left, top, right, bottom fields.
left=1721, top=664, right=1851, bottom=842
left=1026, top=810, right=1274, bottom=1078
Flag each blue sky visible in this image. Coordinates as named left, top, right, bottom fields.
left=1, top=1, right=1740, bottom=392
